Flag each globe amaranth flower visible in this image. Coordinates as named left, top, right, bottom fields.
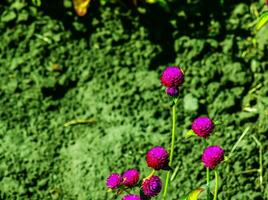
left=160, top=66, right=184, bottom=88
left=146, top=146, right=169, bottom=170
left=192, top=116, right=214, bottom=138
left=106, top=173, right=122, bottom=189
left=142, top=175, right=162, bottom=197
left=122, top=194, right=141, bottom=200
left=122, top=169, right=140, bottom=187
left=166, top=87, right=179, bottom=97
left=202, top=146, right=224, bottom=169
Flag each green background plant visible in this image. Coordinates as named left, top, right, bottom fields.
left=0, top=0, right=267, bottom=199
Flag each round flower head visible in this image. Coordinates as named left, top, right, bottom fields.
left=146, top=146, right=169, bottom=170
left=106, top=173, right=122, bottom=189
left=122, top=169, right=140, bottom=187
left=202, top=146, right=224, bottom=169
left=160, top=66, right=184, bottom=88
left=166, top=87, right=179, bottom=97
left=142, top=175, right=162, bottom=197
left=192, top=116, right=214, bottom=138
left=122, top=194, right=141, bottom=200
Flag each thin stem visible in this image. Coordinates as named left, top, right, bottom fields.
left=63, top=118, right=96, bottom=127
left=252, top=135, right=263, bottom=191
left=144, top=170, right=155, bottom=180
left=170, top=100, right=177, bottom=166
left=213, top=169, right=219, bottom=200
left=234, top=168, right=259, bottom=175
left=162, top=99, right=177, bottom=200
left=163, top=171, right=171, bottom=200
left=228, top=127, right=250, bottom=159
left=207, top=168, right=211, bottom=200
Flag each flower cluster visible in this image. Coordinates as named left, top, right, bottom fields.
left=106, top=169, right=140, bottom=199
left=106, top=66, right=226, bottom=200
left=106, top=146, right=168, bottom=199
left=160, top=66, right=184, bottom=97
left=146, top=146, right=169, bottom=170
left=190, top=116, right=224, bottom=168
left=202, top=146, right=224, bottom=169
left=192, top=116, right=214, bottom=138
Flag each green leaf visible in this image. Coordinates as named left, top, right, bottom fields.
left=214, top=120, right=221, bottom=125
left=183, top=129, right=196, bottom=139
left=183, top=94, right=199, bottom=112
left=180, top=188, right=204, bottom=200
left=1, top=10, right=16, bottom=22
left=32, top=0, right=41, bottom=6
left=256, top=11, right=268, bottom=31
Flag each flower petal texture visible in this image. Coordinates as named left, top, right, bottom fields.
left=106, top=173, right=122, bottom=189
left=192, top=116, right=214, bottom=138
left=146, top=146, right=169, bottom=170
left=142, top=175, right=162, bottom=197
left=166, top=87, right=179, bottom=96
left=122, top=194, right=141, bottom=200
left=122, top=169, right=140, bottom=187
left=160, top=66, right=184, bottom=88
left=202, top=146, right=224, bottom=169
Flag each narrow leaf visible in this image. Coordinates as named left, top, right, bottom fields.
left=256, top=11, right=268, bottom=31
left=180, top=188, right=204, bottom=200
left=183, top=129, right=196, bottom=139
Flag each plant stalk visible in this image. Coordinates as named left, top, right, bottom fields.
left=162, top=99, right=177, bottom=200
left=207, top=168, right=211, bottom=200
left=213, top=169, right=219, bottom=200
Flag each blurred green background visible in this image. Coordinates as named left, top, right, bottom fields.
left=0, top=0, right=267, bottom=199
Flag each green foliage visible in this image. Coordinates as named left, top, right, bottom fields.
left=0, top=0, right=268, bottom=199
left=256, top=11, right=268, bottom=31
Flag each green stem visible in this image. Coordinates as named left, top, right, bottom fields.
left=162, top=99, right=177, bottom=200
left=144, top=170, right=155, bottom=180
left=213, top=169, right=219, bottom=200
left=228, top=127, right=250, bottom=159
left=252, top=136, right=263, bottom=191
left=207, top=168, right=211, bottom=200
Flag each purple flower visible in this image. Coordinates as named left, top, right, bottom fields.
left=166, top=87, right=179, bottom=96
left=146, top=146, right=169, bottom=170
left=142, top=175, right=162, bottom=197
left=122, top=169, right=140, bottom=187
left=106, top=173, right=122, bottom=189
left=160, top=66, right=184, bottom=88
left=122, top=194, right=141, bottom=200
left=192, top=116, right=214, bottom=138
left=202, top=146, right=224, bottom=169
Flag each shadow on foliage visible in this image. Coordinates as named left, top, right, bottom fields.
left=139, top=0, right=255, bottom=69
left=39, top=0, right=101, bottom=40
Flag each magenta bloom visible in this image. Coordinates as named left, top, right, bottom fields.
left=122, top=194, right=141, bottom=200
left=106, top=173, right=122, bottom=189
left=146, top=146, right=169, bottom=170
left=192, top=116, right=214, bottom=138
left=202, top=146, right=224, bottom=169
left=166, top=87, right=179, bottom=96
left=160, top=66, right=184, bottom=88
left=122, top=169, right=140, bottom=187
left=142, top=175, right=162, bottom=197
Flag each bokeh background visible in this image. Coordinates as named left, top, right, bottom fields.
left=0, top=0, right=267, bottom=199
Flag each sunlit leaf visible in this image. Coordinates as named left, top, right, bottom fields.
left=256, top=11, right=268, bottom=31
left=183, top=129, right=196, bottom=139
left=145, top=0, right=157, bottom=3
left=72, top=0, right=91, bottom=16
left=180, top=188, right=204, bottom=200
